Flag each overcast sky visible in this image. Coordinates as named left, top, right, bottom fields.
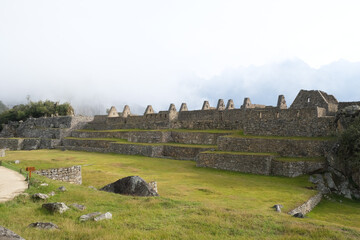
left=1, top=0, right=360, bottom=114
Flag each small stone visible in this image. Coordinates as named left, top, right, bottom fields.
left=80, top=212, right=102, bottom=222
left=49, top=191, right=56, bottom=196
left=32, top=193, right=49, bottom=200
left=28, top=222, right=59, bottom=230
left=88, top=186, right=97, bottom=190
left=40, top=183, right=49, bottom=187
left=58, top=186, right=66, bottom=192
left=0, top=225, right=25, bottom=239
left=272, top=204, right=283, bottom=212
left=70, top=203, right=86, bottom=211
left=293, top=212, right=304, bottom=218
left=14, top=160, right=20, bottom=164
left=42, top=202, right=69, bottom=214
left=94, top=212, right=112, bottom=222
left=149, top=181, right=158, bottom=193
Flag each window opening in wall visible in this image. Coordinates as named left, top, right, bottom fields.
left=259, top=112, right=262, bottom=119
left=276, top=112, right=280, bottom=118
left=164, top=114, right=167, bottom=118
left=297, top=110, right=300, bottom=117
left=307, top=97, right=311, bottom=103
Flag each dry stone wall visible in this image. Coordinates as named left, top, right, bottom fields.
left=196, top=152, right=326, bottom=177
left=218, top=136, right=333, bottom=157
left=288, top=192, right=322, bottom=215
left=84, top=107, right=335, bottom=137
left=196, top=152, right=273, bottom=175
left=34, top=165, right=82, bottom=184
left=271, top=160, right=325, bottom=177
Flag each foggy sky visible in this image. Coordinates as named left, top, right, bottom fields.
left=1, top=1, right=360, bottom=115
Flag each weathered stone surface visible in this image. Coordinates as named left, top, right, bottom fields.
left=40, top=183, right=48, bottom=187
left=14, top=160, right=20, bottom=164
left=58, top=186, right=66, bottom=192
left=42, top=202, right=69, bottom=214
left=197, top=152, right=273, bottom=175
left=288, top=192, right=322, bottom=216
left=218, top=136, right=332, bottom=157
left=28, top=222, right=58, bottom=230
left=149, top=181, right=158, bottom=194
left=94, top=212, right=112, bottom=222
left=100, top=176, right=159, bottom=197
left=323, top=173, right=337, bottom=190
left=273, top=204, right=283, bottom=212
left=48, top=191, right=55, bottom=197
left=32, top=193, right=49, bottom=200
left=88, top=186, right=97, bottom=190
left=70, top=203, right=86, bottom=211
left=79, top=212, right=102, bottom=222
left=34, top=166, right=82, bottom=185
left=0, top=226, right=24, bottom=240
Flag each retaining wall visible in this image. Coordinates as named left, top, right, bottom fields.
left=196, top=152, right=273, bottom=175
left=34, top=165, right=82, bottom=184
left=217, top=137, right=333, bottom=157
left=196, top=152, right=326, bottom=177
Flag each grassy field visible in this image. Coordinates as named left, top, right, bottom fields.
left=0, top=150, right=359, bottom=239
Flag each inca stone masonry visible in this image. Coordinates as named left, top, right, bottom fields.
left=1, top=89, right=359, bottom=178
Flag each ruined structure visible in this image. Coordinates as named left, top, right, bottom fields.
left=0, top=90, right=359, bottom=179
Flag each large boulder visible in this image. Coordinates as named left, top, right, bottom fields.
left=0, top=226, right=24, bottom=240
left=100, top=176, right=159, bottom=197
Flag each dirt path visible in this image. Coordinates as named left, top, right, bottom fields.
left=0, top=166, right=28, bottom=203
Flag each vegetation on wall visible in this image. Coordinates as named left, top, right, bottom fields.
left=0, top=100, right=74, bottom=130
left=337, top=117, right=360, bottom=175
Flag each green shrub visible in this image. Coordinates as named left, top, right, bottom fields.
left=0, top=100, right=74, bottom=130
left=337, top=117, right=360, bottom=172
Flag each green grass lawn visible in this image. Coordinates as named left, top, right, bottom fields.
left=0, top=150, right=359, bottom=240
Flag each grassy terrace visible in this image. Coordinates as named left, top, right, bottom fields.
left=0, top=150, right=359, bottom=240
left=65, top=137, right=217, bottom=148
left=75, top=128, right=336, bottom=141
left=76, top=128, right=243, bottom=135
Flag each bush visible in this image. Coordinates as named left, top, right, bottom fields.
left=337, top=117, right=360, bottom=172
left=0, top=100, right=74, bottom=130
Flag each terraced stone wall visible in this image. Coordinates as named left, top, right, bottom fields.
left=196, top=153, right=273, bottom=175
left=84, top=107, right=335, bottom=137
left=197, top=153, right=325, bottom=177
left=217, top=137, right=333, bottom=157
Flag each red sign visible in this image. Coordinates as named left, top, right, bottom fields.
left=25, top=167, right=36, bottom=179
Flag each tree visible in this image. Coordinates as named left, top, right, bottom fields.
left=0, top=100, right=74, bottom=131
